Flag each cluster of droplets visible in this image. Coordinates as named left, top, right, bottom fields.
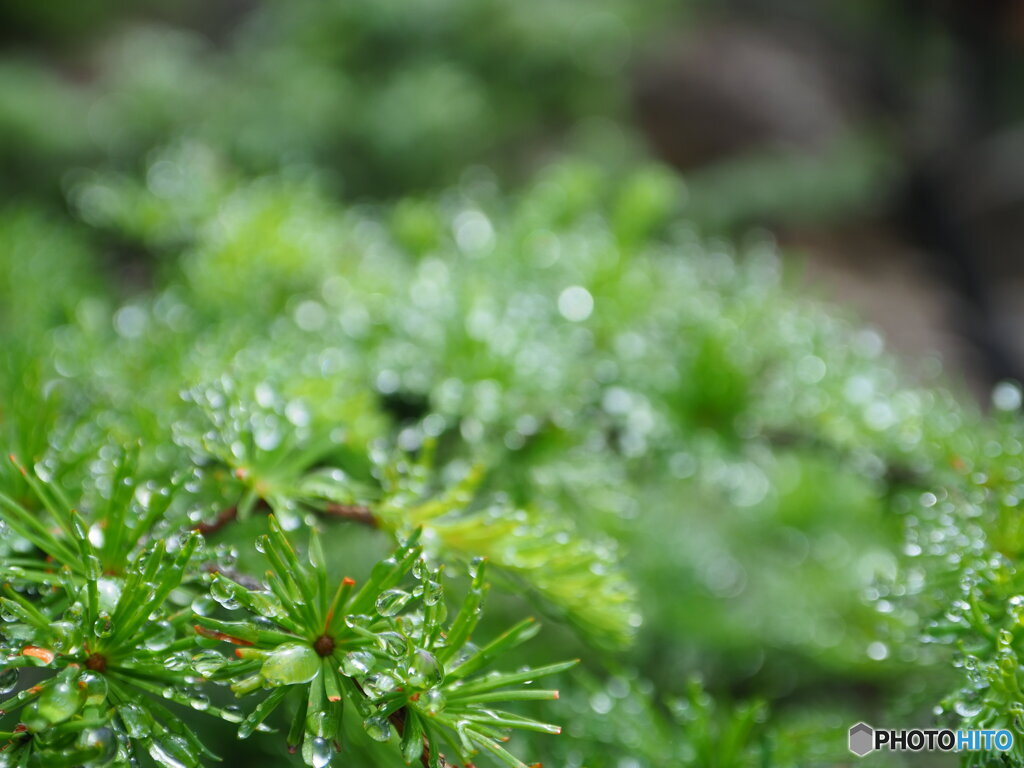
left=0, top=664, right=126, bottom=767
left=18, top=103, right=1024, bottom=768
left=921, top=551, right=1024, bottom=747
left=346, top=556, right=452, bottom=743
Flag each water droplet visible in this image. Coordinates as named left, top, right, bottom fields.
left=97, top=579, right=122, bottom=614
left=37, top=679, right=84, bottom=724
left=375, top=589, right=411, bottom=617
left=85, top=554, right=103, bottom=581
left=93, top=614, right=114, bottom=638
left=954, top=700, right=983, bottom=718
left=423, top=581, right=442, bottom=607
left=590, top=692, right=613, bottom=715
left=144, top=621, right=175, bottom=651
left=0, top=668, right=18, bottom=694
left=165, top=652, right=190, bottom=672
left=191, top=595, right=215, bottom=616
left=993, top=381, right=1023, bottom=411
left=866, top=642, right=889, bottom=661
left=363, top=715, right=392, bottom=742
left=412, top=558, right=429, bottom=581
left=49, top=621, right=77, bottom=652
left=261, top=643, right=320, bottom=686
left=309, top=736, right=333, bottom=768
left=375, top=632, right=407, bottom=657
left=216, top=544, right=239, bottom=569
left=119, top=702, right=151, bottom=737
left=421, top=688, right=446, bottom=715
left=285, top=401, right=311, bottom=428
left=558, top=285, right=594, bottom=322
left=307, top=710, right=330, bottom=738
left=192, top=650, right=226, bottom=677
left=248, top=591, right=286, bottom=620
left=344, top=614, right=371, bottom=630
left=407, top=650, right=443, bottom=688
left=210, top=579, right=240, bottom=610
left=79, top=672, right=107, bottom=706
left=78, top=726, right=116, bottom=764
left=148, top=735, right=191, bottom=768
left=339, top=651, right=375, bottom=677
left=431, top=600, right=448, bottom=624
left=362, top=673, right=398, bottom=699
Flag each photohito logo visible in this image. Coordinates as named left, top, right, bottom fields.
left=848, top=722, right=1014, bottom=757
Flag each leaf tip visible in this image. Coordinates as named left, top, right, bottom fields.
left=22, top=645, right=55, bottom=664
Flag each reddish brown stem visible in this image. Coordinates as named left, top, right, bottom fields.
left=388, top=707, right=440, bottom=768
left=194, top=500, right=376, bottom=537
left=193, top=506, right=238, bottom=535
left=322, top=502, right=378, bottom=528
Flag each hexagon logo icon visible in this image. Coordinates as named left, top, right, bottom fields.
left=849, top=722, right=875, bottom=757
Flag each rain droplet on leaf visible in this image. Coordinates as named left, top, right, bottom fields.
left=339, top=651, right=375, bottom=677
left=189, top=693, right=210, bottom=711
left=421, top=688, right=446, bottom=715
left=78, top=726, right=116, bottom=764
left=261, top=643, right=320, bottom=687
left=376, top=631, right=408, bottom=657
left=407, top=650, right=443, bottom=688
left=96, top=578, right=122, bottom=614
left=119, top=702, right=151, bottom=738
left=412, top=558, right=429, bottom=581
left=307, top=710, right=330, bottom=738
left=192, top=650, right=226, bottom=677
left=191, top=595, right=215, bottom=616
left=423, top=581, right=442, bottom=607
left=375, top=589, right=411, bottom=617
left=210, top=579, right=240, bottom=610
left=362, top=673, right=398, bottom=699
left=309, top=736, right=333, bottom=768
left=93, top=614, right=114, bottom=638
left=144, top=621, right=175, bottom=651
left=79, top=672, right=107, bottom=706
left=363, top=715, right=392, bottom=742
left=148, top=735, right=192, bottom=768
left=0, top=668, right=18, bottom=694
left=37, top=679, right=84, bottom=724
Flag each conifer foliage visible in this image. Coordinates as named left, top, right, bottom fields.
left=4, top=2, right=1024, bottom=768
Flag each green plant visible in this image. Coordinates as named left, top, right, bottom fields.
left=0, top=454, right=581, bottom=768
left=197, top=521, right=573, bottom=768
left=5, top=2, right=1024, bottom=764
left=7, top=150, right=1024, bottom=766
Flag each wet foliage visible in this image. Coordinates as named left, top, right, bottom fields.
left=3, top=1, right=1024, bottom=767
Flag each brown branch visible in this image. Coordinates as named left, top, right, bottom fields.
left=193, top=499, right=377, bottom=538
left=322, top=502, right=378, bottom=528
left=388, top=706, right=441, bottom=768
left=193, top=506, right=238, bottom=535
